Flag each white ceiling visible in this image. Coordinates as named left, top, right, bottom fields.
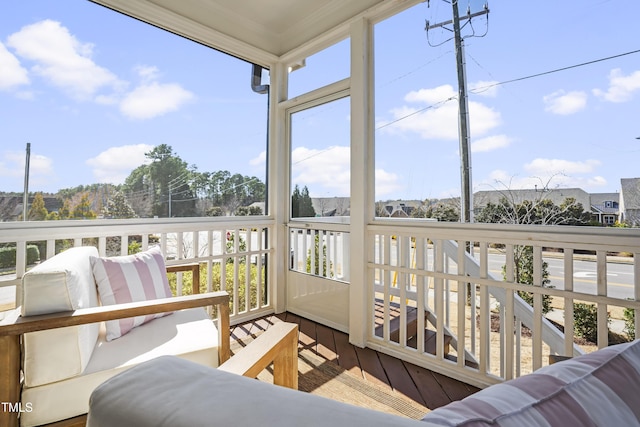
left=90, top=0, right=389, bottom=62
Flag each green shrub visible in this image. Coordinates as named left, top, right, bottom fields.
left=128, top=241, right=142, bottom=255
left=624, top=307, right=636, bottom=341
left=0, top=246, right=15, bottom=268
left=0, top=244, right=40, bottom=268
left=26, top=245, right=40, bottom=265
left=573, top=303, right=609, bottom=343
left=502, top=245, right=553, bottom=315
left=168, top=262, right=266, bottom=313
left=306, top=233, right=333, bottom=277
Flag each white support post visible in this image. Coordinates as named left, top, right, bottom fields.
left=348, top=17, right=374, bottom=347
left=269, top=61, right=289, bottom=314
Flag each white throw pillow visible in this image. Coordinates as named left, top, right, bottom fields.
left=91, top=246, right=173, bottom=341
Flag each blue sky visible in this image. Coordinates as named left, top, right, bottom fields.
left=1, top=0, right=640, bottom=202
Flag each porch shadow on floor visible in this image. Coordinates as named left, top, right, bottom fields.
left=231, top=312, right=480, bottom=414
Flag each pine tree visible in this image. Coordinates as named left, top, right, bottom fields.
left=102, top=191, right=137, bottom=219
left=27, top=193, right=48, bottom=221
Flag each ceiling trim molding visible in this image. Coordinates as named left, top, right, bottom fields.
left=89, top=0, right=278, bottom=67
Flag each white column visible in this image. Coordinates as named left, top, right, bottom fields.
left=269, top=61, right=289, bottom=314
left=349, top=17, right=374, bottom=347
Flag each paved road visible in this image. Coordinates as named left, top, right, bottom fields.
left=486, top=254, right=634, bottom=301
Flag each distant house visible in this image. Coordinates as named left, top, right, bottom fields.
left=311, top=197, right=350, bottom=217
left=473, top=188, right=591, bottom=214
left=620, top=178, right=640, bottom=226
left=473, top=187, right=625, bottom=226
left=590, top=192, right=620, bottom=225
left=374, top=200, right=425, bottom=218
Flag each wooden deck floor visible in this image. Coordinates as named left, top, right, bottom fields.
left=230, top=312, right=480, bottom=411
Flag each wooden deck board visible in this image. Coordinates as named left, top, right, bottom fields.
left=315, top=323, right=338, bottom=362
left=431, top=370, right=481, bottom=403
left=354, top=346, right=392, bottom=390
left=332, top=330, right=361, bottom=375
left=378, top=352, right=427, bottom=406
left=299, top=317, right=318, bottom=352
left=403, top=360, right=457, bottom=409
left=233, top=312, right=479, bottom=411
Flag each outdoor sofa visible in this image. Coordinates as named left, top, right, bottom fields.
left=87, top=331, right=640, bottom=426
left=0, top=245, right=297, bottom=427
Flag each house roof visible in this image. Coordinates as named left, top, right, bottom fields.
left=311, top=197, right=350, bottom=216
left=621, top=178, right=640, bottom=209
left=589, top=192, right=619, bottom=205
left=89, top=0, right=395, bottom=63
left=473, top=188, right=591, bottom=210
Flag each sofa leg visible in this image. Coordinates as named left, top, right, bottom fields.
left=217, top=303, right=230, bottom=364
left=0, top=334, right=20, bottom=427
left=273, top=325, right=298, bottom=389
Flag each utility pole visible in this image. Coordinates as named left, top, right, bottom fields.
left=452, top=3, right=472, bottom=223
left=23, top=142, right=31, bottom=221
left=426, top=2, right=489, bottom=224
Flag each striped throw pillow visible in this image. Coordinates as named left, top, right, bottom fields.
left=421, top=340, right=640, bottom=426
left=91, top=246, right=173, bottom=341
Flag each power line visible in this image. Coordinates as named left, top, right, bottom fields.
left=375, top=96, right=456, bottom=131
left=470, top=48, right=640, bottom=94
left=378, top=51, right=453, bottom=89
left=377, top=47, right=640, bottom=131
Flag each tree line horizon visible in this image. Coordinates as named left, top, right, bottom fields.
left=5, top=143, right=626, bottom=227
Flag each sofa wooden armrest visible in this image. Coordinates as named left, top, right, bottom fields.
left=165, top=262, right=201, bottom=294
left=219, top=322, right=298, bottom=389
left=0, top=291, right=230, bottom=427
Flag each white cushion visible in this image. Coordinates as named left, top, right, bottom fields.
left=87, top=356, right=427, bottom=427
left=20, top=246, right=100, bottom=388
left=91, top=246, right=173, bottom=341
left=21, top=308, right=218, bottom=427
left=19, top=246, right=99, bottom=316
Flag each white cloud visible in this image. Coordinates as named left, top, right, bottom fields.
left=5, top=20, right=195, bottom=119
left=252, top=147, right=402, bottom=198
left=593, top=68, right=640, bottom=103
left=7, top=20, right=120, bottom=100
left=86, top=144, right=153, bottom=183
left=471, top=134, right=512, bottom=153
left=384, top=84, right=501, bottom=140
left=469, top=80, right=500, bottom=97
left=480, top=169, right=608, bottom=192
left=543, top=90, right=587, bottom=115
left=477, top=170, right=551, bottom=191
left=292, top=146, right=350, bottom=196
left=249, top=151, right=266, bottom=166
left=119, top=82, right=194, bottom=120
left=135, top=65, right=160, bottom=83
left=375, top=169, right=403, bottom=197
left=0, top=42, right=29, bottom=90
left=385, top=103, right=458, bottom=140
left=478, top=158, right=607, bottom=193
left=0, top=150, right=55, bottom=189
left=524, top=158, right=600, bottom=175
left=405, top=85, right=457, bottom=104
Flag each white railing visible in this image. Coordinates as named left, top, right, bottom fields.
left=367, top=219, right=640, bottom=388
left=0, top=217, right=274, bottom=324
left=286, top=219, right=351, bottom=332
left=289, top=219, right=350, bottom=282
left=4, top=216, right=640, bottom=388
